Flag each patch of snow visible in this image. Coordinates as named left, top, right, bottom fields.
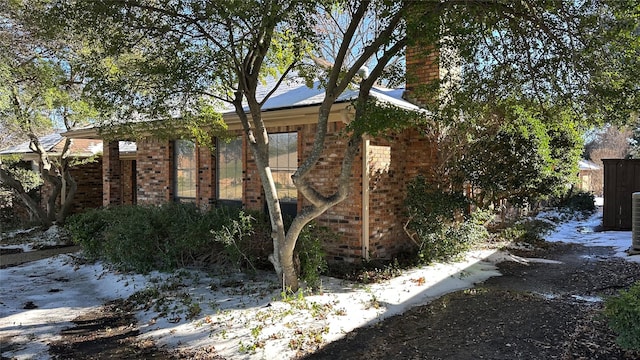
left=536, top=293, right=559, bottom=300
left=1, top=207, right=637, bottom=359
left=22, top=226, right=71, bottom=249
left=571, top=295, right=603, bottom=303
left=545, top=209, right=640, bottom=263
left=0, top=256, right=146, bottom=360
left=1, top=228, right=37, bottom=240
left=580, top=254, right=607, bottom=261
left=136, top=249, right=504, bottom=359
left=485, top=252, right=563, bottom=265
left=0, top=244, right=32, bottom=252
left=1, top=249, right=504, bottom=360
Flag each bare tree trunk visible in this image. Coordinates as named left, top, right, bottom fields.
left=28, top=134, right=63, bottom=223
left=56, top=139, right=77, bottom=224
left=57, top=162, right=77, bottom=224
left=229, top=1, right=411, bottom=292
left=232, top=90, right=295, bottom=289
left=0, top=168, right=52, bottom=227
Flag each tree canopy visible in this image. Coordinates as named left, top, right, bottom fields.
left=0, top=0, right=99, bottom=226
left=13, top=0, right=640, bottom=289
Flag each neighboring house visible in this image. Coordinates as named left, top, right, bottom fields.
left=0, top=133, right=135, bottom=219
left=63, top=50, right=440, bottom=263
left=577, top=159, right=601, bottom=195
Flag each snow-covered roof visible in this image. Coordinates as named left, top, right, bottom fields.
left=229, top=76, right=421, bottom=113
left=0, top=133, right=135, bottom=157
left=579, top=159, right=601, bottom=171
left=63, top=74, right=424, bottom=140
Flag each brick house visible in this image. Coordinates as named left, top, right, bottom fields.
left=0, top=133, right=134, bottom=219
left=63, top=51, right=440, bottom=263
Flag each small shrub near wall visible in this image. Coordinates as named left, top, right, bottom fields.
left=295, top=222, right=330, bottom=290
left=405, top=176, right=490, bottom=264
left=66, top=203, right=268, bottom=273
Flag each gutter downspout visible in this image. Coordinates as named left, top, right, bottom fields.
left=362, top=137, right=370, bottom=261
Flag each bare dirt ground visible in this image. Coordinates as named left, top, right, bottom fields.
left=2, top=239, right=640, bottom=359
left=47, top=299, right=174, bottom=360
left=303, top=243, right=640, bottom=360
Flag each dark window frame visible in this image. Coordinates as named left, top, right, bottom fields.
left=217, top=136, right=243, bottom=206
left=268, top=131, right=298, bottom=205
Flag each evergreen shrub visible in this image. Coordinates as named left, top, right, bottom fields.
left=296, top=222, right=330, bottom=290
left=405, top=176, right=490, bottom=264
left=66, top=203, right=259, bottom=272
left=562, top=190, right=596, bottom=214
left=605, top=281, right=640, bottom=351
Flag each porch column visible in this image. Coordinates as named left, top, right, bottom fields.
left=103, top=140, right=122, bottom=206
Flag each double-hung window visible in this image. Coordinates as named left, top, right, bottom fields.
left=174, top=139, right=196, bottom=202
left=217, top=136, right=243, bottom=203
left=269, top=132, right=298, bottom=204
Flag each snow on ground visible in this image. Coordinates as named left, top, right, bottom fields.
left=0, top=225, right=68, bottom=252
left=1, top=207, right=637, bottom=359
left=0, top=249, right=502, bottom=360
left=0, top=257, right=148, bottom=359
left=541, top=208, right=639, bottom=262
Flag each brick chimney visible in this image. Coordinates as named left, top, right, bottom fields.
left=404, top=45, right=440, bottom=107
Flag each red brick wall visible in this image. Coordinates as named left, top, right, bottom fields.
left=197, top=145, right=216, bottom=207
left=121, top=160, right=135, bottom=205
left=368, top=140, right=404, bottom=259
left=366, top=129, right=438, bottom=260
left=103, top=128, right=438, bottom=265
left=299, top=122, right=364, bottom=263
left=34, top=158, right=103, bottom=218
left=103, top=141, right=122, bottom=205
left=243, top=133, right=263, bottom=212
left=405, top=45, right=439, bottom=106
left=69, top=158, right=103, bottom=214
left=136, top=138, right=173, bottom=204
left=115, top=119, right=437, bottom=264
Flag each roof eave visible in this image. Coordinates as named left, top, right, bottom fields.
left=64, top=102, right=354, bottom=139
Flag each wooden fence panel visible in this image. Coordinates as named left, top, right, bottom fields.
left=603, top=159, right=640, bottom=230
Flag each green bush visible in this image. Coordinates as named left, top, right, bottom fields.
left=405, top=176, right=490, bottom=264
left=405, top=176, right=469, bottom=235
left=296, top=222, right=330, bottom=290
left=605, top=281, right=640, bottom=351
left=498, top=219, right=556, bottom=245
left=414, top=210, right=490, bottom=263
left=562, top=190, right=596, bottom=214
left=65, top=207, right=112, bottom=261
left=210, top=209, right=258, bottom=271
left=66, top=203, right=259, bottom=272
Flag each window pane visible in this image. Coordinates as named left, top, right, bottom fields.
left=218, top=137, right=243, bottom=201
left=175, top=140, right=196, bottom=200
left=269, top=132, right=298, bottom=203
